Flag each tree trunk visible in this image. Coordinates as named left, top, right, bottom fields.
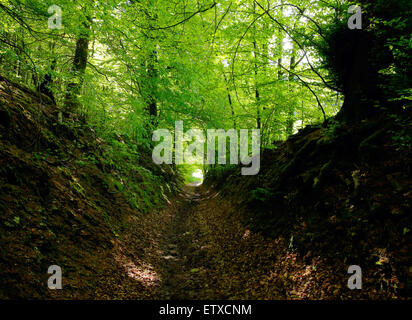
left=286, top=42, right=297, bottom=135
left=252, top=2, right=261, bottom=129
left=223, top=73, right=236, bottom=129
left=39, top=58, right=56, bottom=104
left=64, top=20, right=91, bottom=113
left=145, top=48, right=158, bottom=126
left=332, top=29, right=380, bottom=122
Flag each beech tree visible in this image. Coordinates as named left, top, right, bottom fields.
left=0, top=0, right=410, bottom=139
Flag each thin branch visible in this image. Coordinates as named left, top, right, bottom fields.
left=253, top=0, right=339, bottom=92
left=278, top=63, right=326, bottom=122
left=87, top=62, right=110, bottom=82
left=137, top=2, right=217, bottom=31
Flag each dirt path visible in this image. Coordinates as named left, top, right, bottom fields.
left=155, top=186, right=211, bottom=299
left=150, top=183, right=398, bottom=300
left=120, top=184, right=398, bottom=300
left=152, top=185, right=285, bottom=299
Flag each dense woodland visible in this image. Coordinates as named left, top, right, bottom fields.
left=0, top=0, right=411, bottom=300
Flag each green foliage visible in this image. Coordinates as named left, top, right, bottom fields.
left=0, top=0, right=347, bottom=151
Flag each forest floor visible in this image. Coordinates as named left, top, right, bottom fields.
left=146, top=184, right=387, bottom=300
left=146, top=179, right=409, bottom=300
left=152, top=185, right=285, bottom=299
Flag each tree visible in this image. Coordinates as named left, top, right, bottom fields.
left=64, top=16, right=91, bottom=114
left=320, top=0, right=412, bottom=122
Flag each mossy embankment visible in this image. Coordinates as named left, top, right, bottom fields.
left=205, top=113, right=412, bottom=299
left=0, top=75, right=181, bottom=299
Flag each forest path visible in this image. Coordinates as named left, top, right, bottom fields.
left=155, top=186, right=214, bottom=299
left=151, top=185, right=284, bottom=299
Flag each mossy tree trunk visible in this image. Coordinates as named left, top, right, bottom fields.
left=64, top=20, right=91, bottom=114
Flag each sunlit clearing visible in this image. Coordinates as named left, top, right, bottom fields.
left=190, top=169, right=204, bottom=186
left=179, top=164, right=204, bottom=186
left=192, top=169, right=203, bottom=179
